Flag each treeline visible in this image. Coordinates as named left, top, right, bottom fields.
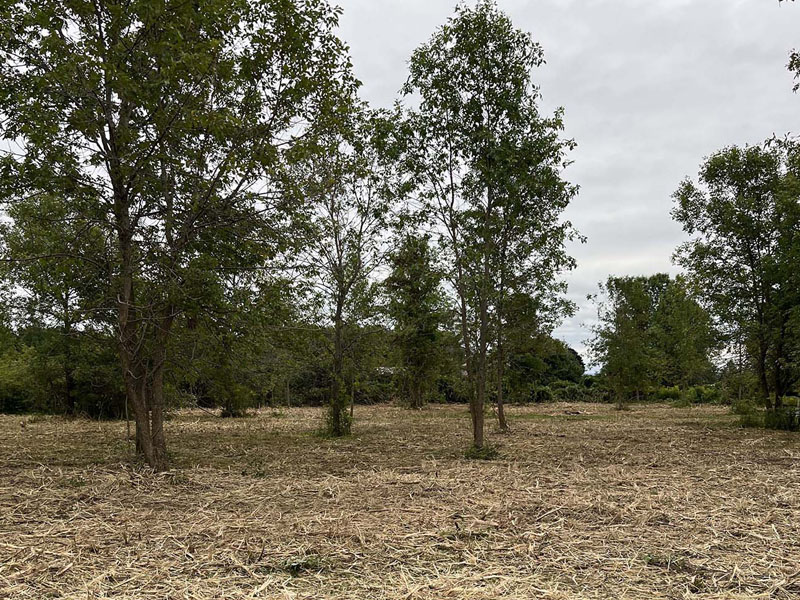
left=589, top=0, right=800, bottom=418
left=0, top=0, right=581, bottom=469
left=589, top=274, right=716, bottom=405
left=0, top=316, right=588, bottom=414
left=590, top=139, right=800, bottom=421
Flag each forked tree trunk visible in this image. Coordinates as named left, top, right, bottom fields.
left=117, top=255, right=172, bottom=471
left=123, top=351, right=170, bottom=471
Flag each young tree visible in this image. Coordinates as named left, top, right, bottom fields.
left=384, top=234, right=444, bottom=409
left=403, top=0, right=577, bottom=446
left=673, top=145, right=800, bottom=408
left=293, top=111, right=394, bottom=436
left=0, top=0, right=353, bottom=470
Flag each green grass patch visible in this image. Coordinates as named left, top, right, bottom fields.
left=464, top=444, right=500, bottom=460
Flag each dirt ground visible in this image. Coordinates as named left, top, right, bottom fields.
left=1, top=403, right=799, bottom=599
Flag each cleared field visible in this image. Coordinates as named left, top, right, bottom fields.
left=1, top=403, right=799, bottom=599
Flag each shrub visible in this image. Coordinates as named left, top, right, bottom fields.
left=464, top=444, right=500, bottom=460
left=739, top=411, right=762, bottom=428
left=436, top=377, right=469, bottom=404
left=0, top=346, right=39, bottom=414
left=731, top=399, right=757, bottom=416
left=763, top=407, right=800, bottom=431
left=528, top=385, right=554, bottom=404
left=554, top=382, right=587, bottom=402
left=689, top=385, right=723, bottom=404
left=670, top=396, right=692, bottom=408
left=737, top=404, right=800, bottom=431
left=355, top=377, right=394, bottom=404
left=655, top=386, right=681, bottom=401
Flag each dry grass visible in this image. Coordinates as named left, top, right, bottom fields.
left=1, top=402, right=800, bottom=599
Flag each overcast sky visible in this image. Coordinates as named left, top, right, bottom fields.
left=336, top=0, right=799, bottom=360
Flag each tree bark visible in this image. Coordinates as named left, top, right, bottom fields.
left=328, top=301, right=350, bottom=436
left=496, top=337, right=508, bottom=432
left=62, top=310, right=75, bottom=416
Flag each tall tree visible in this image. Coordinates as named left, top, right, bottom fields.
left=384, top=234, right=444, bottom=409
left=0, top=0, right=354, bottom=469
left=650, top=275, right=716, bottom=390
left=673, top=144, right=800, bottom=408
left=403, top=0, right=577, bottom=446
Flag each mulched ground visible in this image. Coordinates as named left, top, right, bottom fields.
left=1, top=403, right=799, bottom=599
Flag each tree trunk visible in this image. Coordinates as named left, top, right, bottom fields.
left=350, top=374, right=355, bottom=419
left=753, top=319, right=772, bottom=409
left=473, top=290, right=489, bottom=449
left=496, top=339, right=508, bottom=432
left=147, top=327, right=171, bottom=472
left=62, top=313, right=75, bottom=416
left=328, top=305, right=350, bottom=436
left=413, top=380, right=423, bottom=409
left=117, top=251, right=173, bottom=470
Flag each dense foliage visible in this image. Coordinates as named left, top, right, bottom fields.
left=589, top=275, right=716, bottom=405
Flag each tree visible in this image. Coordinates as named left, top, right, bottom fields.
left=293, top=110, right=395, bottom=436
left=499, top=292, right=581, bottom=403
left=0, top=0, right=354, bottom=470
left=403, top=0, right=577, bottom=448
left=673, top=144, right=800, bottom=408
left=650, top=276, right=716, bottom=390
left=589, top=275, right=667, bottom=406
left=1, top=194, right=109, bottom=415
left=384, top=234, right=444, bottom=409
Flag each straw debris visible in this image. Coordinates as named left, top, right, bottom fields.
left=1, top=403, right=799, bottom=599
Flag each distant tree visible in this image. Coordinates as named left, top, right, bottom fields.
left=1, top=194, right=109, bottom=415
left=673, top=145, right=800, bottom=408
left=650, top=276, right=716, bottom=390
left=589, top=275, right=669, bottom=405
left=544, top=343, right=586, bottom=385
left=500, top=292, right=581, bottom=404
left=384, top=234, right=444, bottom=409
left=0, top=0, right=354, bottom=470
left=403, top=0, right=577, bottom=447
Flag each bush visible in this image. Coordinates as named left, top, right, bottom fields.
left=737, top=404, right=800, bottom=431
left=0, top=347, right=36, bottom=413
left=688, top=385, right=723, bottom=404
left=528, top=385, right=554, bottom=404
left=670, top=396, right=692, bottom=408
left=764, top=407, right=800, bottom=431
left=731, top=399, right=757, bottom=416
left=553, top=382, right=587, bottom=402
left=356, top=375, right=394, bottom=405
left=464, top=444, right=500, bottom=460
left=436, top=377, right=469, bottom=404
left=654, top=386, right=681, bottom=401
